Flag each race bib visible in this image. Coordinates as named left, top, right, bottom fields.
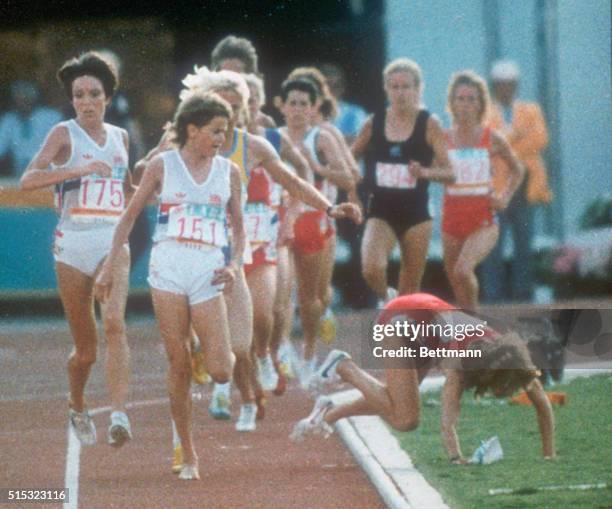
left=71, top=167, right=127, bottom=223
left=453, top=149, right=491, bottom=186
left=375, top=162, right=416, bottom=189
left=167, top=203, right=227, bottom=247
left=245, top=202, right=273, bottom=244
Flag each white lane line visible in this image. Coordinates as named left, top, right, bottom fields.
left=63, top=426, right=81, bottom=509
left=62, top=397, right=168, bottom=509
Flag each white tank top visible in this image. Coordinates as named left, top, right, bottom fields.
left=303, top=126, right=338, bottom=211
left=154, top=150, right=231, bottom=249
left=54, top=120, right=128, bottom=231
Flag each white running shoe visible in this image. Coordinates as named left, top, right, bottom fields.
left=308, top=349, right=351, bottom=396
left=256, top=355, right=279, bottom=391
left=290, top=396, right=334, bottom=442
left=209, top=383, right=231, bottom=420
left=299, top=356, right=317, bottom=390
left=377, top=287, right=398, bottom=308
left=235, top=403, right=257, bottom=432
left=386, top=286, right=398, bottom=303
left=108, top=411, right=132, bottom=448
left=178, top=464, right=200, bottom=481
left=69, top=409, right=97, bottom=446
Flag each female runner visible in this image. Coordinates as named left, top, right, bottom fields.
left=442, top=71, right=523, bottom=310
left=352, top=58, right=453, bottom=301
left=20, top=51, right=133, bottom=448
left=96, top=92, right=241, bottom=480
left=293, top=292, right=556, bottom=464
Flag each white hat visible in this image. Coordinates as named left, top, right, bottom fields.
left=490, top=60, right=520, bottom=82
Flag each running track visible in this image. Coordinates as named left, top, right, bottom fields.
left=0, top=314, right=386, bottom=509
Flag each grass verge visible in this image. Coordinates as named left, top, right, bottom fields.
left=392, top=374, right=612, bottom=509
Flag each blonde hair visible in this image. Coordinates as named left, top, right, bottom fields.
left=446, top=70, right=490, bottom=123
left=461, top=332, right=539, bottom=398
left=383, top=58, right=422, bottom=90
left=245, top=73, right=265, bottom=106
left=180, top=65, right=250, bottom=114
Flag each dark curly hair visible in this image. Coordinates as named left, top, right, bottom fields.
left=461, top=332, right=539, bottom=398
left=57, top=51, right=118, bottom=100
left=211, top=35, right=259, bottom=75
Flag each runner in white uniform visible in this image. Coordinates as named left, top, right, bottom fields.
left=278, top=77, right=356, bottom=388
left=96, top=91, right=243, bottom=481
left=20, top=51, right=133, bottom=448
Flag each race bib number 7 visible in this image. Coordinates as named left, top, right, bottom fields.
left=245, top=202, right=273, bottom=244
left=71, top=167, right=127, bottom=223
left=167, top=204, right=227, bottom=247
left=375, top=162, right=416, bottom=189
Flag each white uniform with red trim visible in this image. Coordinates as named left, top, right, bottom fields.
left=52, top=119, right=128, bottom=276
left=149, top=150, right=232, bottom=304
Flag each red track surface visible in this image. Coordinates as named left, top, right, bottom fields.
left=0, top=316, right=386, bottom=509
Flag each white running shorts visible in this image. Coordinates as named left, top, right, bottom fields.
left=148, top=241, right=226, bottom=305
left=53, top=227, right=115, bottom=277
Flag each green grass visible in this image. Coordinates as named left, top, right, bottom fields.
left=392, top=374, right=612, bottom=509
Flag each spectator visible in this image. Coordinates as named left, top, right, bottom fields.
left=0, top=80, right=63, bottom=177
left=481, top=60, right=552, bottom=302
left=320, top=63, right=374, bottom=308
left=320, top=63, right=368, bottom=145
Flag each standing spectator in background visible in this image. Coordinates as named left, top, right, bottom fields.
left=320, top=63, right=373, bottom=308
left=0, top=81, right=63, bottom=177
left=481, top=60, right=552, bottom=303
left=97, top=50, right=146, bottom=166
left=320, top=63, right=368, bottom=145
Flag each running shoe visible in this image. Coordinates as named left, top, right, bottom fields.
left=319, top=308, right=337, bottom=344
left=178, top=464, right=200, bottom=481
left=308, top=349, right=351, bottom=396
left=256, top=354, right=279, bottom=391
left=299, top=356, right=318, bottom=391
left=208, top=383, right=231, bottom=420
left=191, top=342, right=211, bottom=385
left=377, top=286, right=398, bottom=308
left=290, top=396, right=334, bottom=442
left=172, top=444, right=183, bottom=474
left=255, top=388, right=267, bottom=420
left=69, top=408, right=97, bottom=446
left=235, top=403, right=257, bottom=432
left=108, top=411, right=132, bottom=448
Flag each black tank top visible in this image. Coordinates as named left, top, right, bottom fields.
left=364, top=109, right=434, bottom=203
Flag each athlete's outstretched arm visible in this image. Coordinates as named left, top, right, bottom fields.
left=252, top=134, right=361, bottom=224
left=440, top=370, right=467, bottom=463
left=525, top=378, right=556, bottom=459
